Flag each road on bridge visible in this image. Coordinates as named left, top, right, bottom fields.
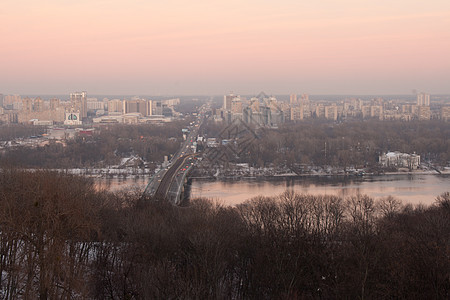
left=154, top=154, right=195, bottom=200
left=144, top=102, right=210, bottom=201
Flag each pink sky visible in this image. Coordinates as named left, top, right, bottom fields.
left=1, top=0, right=450, bottom=95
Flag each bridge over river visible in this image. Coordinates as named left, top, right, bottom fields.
left=143, top=104, right=208, bottom=204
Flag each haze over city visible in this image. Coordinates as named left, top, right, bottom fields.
left=1, top=0, right=450, bottom=95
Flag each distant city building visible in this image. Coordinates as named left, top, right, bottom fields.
left=22, top=97, right=33, bottom=112
left=315, top=104, right=326, bottom=118
left=300, top=94, right=310, bottom=111
left=3, top=95, right=21, bottom=107
left=324, top=104, right=338, bottom=120
left=108, top=99, right=123, bottom=114
left=8, top=111, right=19, bottom=123
left=402, top=104, right=413, bottom=114
left=34, top=97, right=44, bottom=112
left=379, top=151, right=420, bottom=169
left=290, top=105, right=303, bottom=121
left=70, top=91, right=87, bottom=119
left=14, top=96, right=65, bottom=124
left=64, top=112, right=82, bottom=125
left=371, top=97, right=384, bottom=106
left=370, top=105, right=383, bottom=120
left=50, top=98, right=60, bottom=110
left=33, top=120, right=53, bottom=126
left=153, top=100, right=163, bottom=115
left=146, top=100, right=153, bottom=116
left=361, top=105, right=372, bottom=118
left=416, top=105, right=431, bottom=120
left=231, top=98, right=243, bottom=114
left=164, top=98, right=180, bottom=107
left=87, top=100, right=104, bottom=111
left=223, top=94, right=235, bottom=111
left=417, top=92, right=430, bottom=106
left=0, top=93, right=179, bottom=125
left=219, top=92, right=284, bottom=127
left=290, top=94, right=298, bottom=105
left=123, top=113, right=141, bottom=124
left=12, top=101, right=22, bottom=110
left=441, top=106, right=450, bottom=121
left=123, top=99, right=148, bottom=115
left=86, top=98, right=104, bottom=112
left=92, top=113, right=172, bottom=124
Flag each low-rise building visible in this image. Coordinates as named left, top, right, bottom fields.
left=379, top=151, right=420, bottom=169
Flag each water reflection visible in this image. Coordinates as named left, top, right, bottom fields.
left=94, top=176, right=150, bottom=192
left=92, top=174, right=449, bottom=207
left=190, top=175, right=449, bottom=206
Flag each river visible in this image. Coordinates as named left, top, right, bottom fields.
left=188, top=174, right=449, bottom=206
left=94, top=174, right=449, bottom=206
left=94, top=176, right=151, bottom=192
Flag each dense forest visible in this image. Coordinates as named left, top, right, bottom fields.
left=0, top=125, right=46, bottom=140
left=0, top=121, right=188, bottom=168
left=0, top=170, right=448, bottom=299
left=1, top=119, right=448, bottom=170
left=203, top=119, right=450, bottom=169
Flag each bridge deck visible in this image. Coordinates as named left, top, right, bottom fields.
left=154, top=154, right=193, bottom=200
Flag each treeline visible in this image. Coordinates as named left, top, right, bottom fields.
left=0, top=122, right=188, bottom=168
left=235, top=119, right=449, bottom=168
left=0, top=125, right=46, bottom=140
left=0, top=170, right=448, bottom=299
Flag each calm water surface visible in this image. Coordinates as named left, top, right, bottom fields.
left=189, top=174, right=450, bottom=206
left=94, top=176, right=151, bottom=192
left=93, top=174, right=449, bottom=206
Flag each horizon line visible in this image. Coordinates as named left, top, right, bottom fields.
left=3, top=92, right=448, bottom=97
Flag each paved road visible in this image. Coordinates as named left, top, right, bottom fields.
left=154, top=154, right=193, bottom=199
left=144, top=102, right=210, bottom=199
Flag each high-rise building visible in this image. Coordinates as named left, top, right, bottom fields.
left=22, top=97, right=33, bottom=112
left=223, top=94, right=235, bottom=111
left=34, top=97, right=44, bottom=112
left=290, top=94, right=298, bottom=105
left=70, top=91, right=87, bottom=118
left=153, top=100, right=163, bottom=115
left=315, top=104, right=326, bottom=118
left=417, top=106, right=431, bottom=120
left=402, top=104, right=413, bottom=114
left=300, top=94, right=310, bottom=112
left=0, top=94, right=3, bottom=108
left=290, top=105, right=304, bottom=121
left=4, top=95, right=21, bottom=108
left=146, top=100, right=153, bottom=116
left=441, top=106, right=450, bottom=121
left=231, top=98, right=243, bottom=114
left=86, top=98, right=105, bottom=111
left=417, top=92, right=430, bottom=106
left=370, top=105, right=383, bottom=120
left=50, top=98, right=60, bottom=110
left=325, top=104, right=338, bottom=120
left=361, top=105, right=372, bottom=118
left=108, top=99, right=123, bottom=114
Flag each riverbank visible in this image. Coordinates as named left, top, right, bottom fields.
left=190, top=168, right=449, bottom=181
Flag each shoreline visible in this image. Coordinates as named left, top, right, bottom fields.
left=5, top=167, right=448, bottom=181
left=190, top=170, right=449, bottom=182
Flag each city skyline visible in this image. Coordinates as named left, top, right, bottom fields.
left=1, top=0, right=450, bottom=95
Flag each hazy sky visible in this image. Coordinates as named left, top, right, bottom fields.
left=1, top=0, right=450, bottom=95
